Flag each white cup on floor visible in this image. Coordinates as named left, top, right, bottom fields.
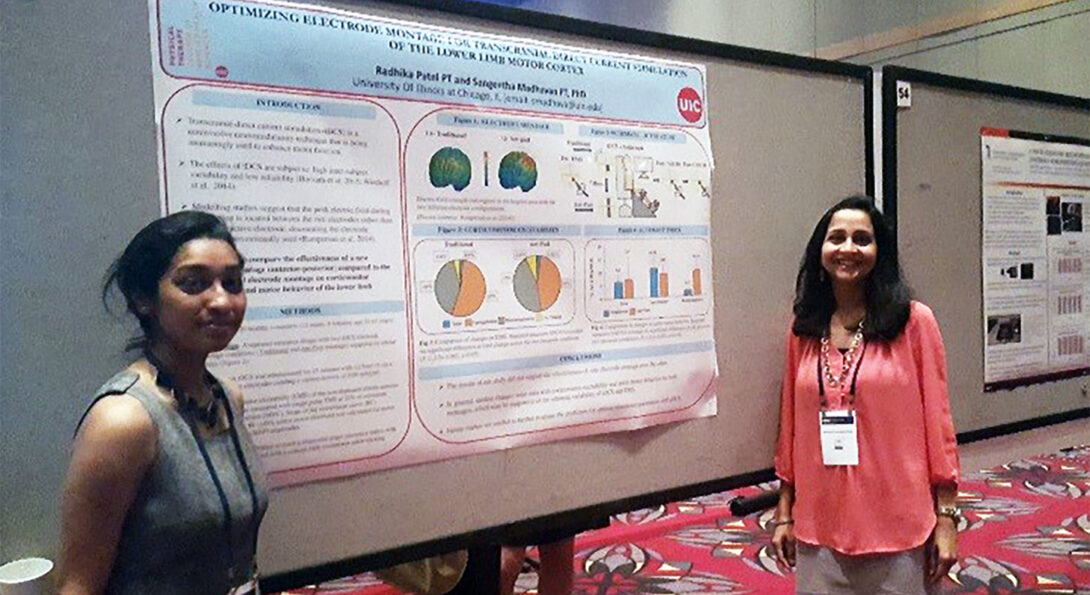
left=0, top=558, right=53, bottom=595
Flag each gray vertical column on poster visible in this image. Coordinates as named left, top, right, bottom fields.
left=885, top=67, right=1090, bottom=434
left=0, top=0, right=867, bottom=577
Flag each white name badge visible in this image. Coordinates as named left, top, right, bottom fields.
left=820, top=410, right=859, bottom=466
left=227, top=577, right=259, bottom=595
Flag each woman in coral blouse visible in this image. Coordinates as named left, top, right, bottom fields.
left=772, top=196, right=960, bottom=594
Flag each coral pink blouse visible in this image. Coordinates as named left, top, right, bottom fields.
left=775, top=301, right=959, bottom=555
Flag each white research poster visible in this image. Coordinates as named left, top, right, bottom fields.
left=981, top=128, right=1090, bottom=390
left=149, top=0, right=719, bottom=486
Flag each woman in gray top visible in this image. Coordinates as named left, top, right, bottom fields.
left=59, top=211, right=268, bottom=595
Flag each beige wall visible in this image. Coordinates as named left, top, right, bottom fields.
left=851, top=1, right=1090, bottom=98
left=476, top=0, right=1089, bottom=96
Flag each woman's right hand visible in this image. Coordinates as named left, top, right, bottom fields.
left=771, top=484, right=797, bottom=568
left=771, top=521, right=796, bottom=568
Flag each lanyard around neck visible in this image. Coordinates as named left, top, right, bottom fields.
left=145, top=350, right=260, bottom=584
left=816, top=341, right=867, bottom=409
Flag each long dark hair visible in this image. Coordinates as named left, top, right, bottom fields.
left=103, top=210, right=243, bottom=350
left=792, top=195, right=910, bottom=341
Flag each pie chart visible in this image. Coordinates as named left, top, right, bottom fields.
left=513, top=255, right=561, bottom=312
left=435, top=260, right=486, bottom=317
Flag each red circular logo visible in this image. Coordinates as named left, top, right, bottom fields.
left=677, top=87, right=702, bottom=123
left=215, top=66, right=229, bottom=79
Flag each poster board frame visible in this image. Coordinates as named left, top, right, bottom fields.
left=257, top=1, right=875, bottom=590
left=878, top=65, right=1089, bottom=448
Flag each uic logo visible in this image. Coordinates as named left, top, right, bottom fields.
left=677, top=87, right=702, bottom=123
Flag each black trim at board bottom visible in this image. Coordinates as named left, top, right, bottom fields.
left=261, top=409, right=1090, bottom=592
left=1005, top=128, right=1090, bottom=147
left=957, top=407, right=1089, bottom=444
left=260, top=467, right=776, bottom=592
left=723, top=407, right=1090, bottom=517
left=985, top=368, right=1090, bottom=393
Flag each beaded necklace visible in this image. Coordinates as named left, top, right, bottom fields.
left=818, top=321, right=865, bottom=409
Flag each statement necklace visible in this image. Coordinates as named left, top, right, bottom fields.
left=820, top=320, right=864, bottom=390
left=144, top=350, right=220, bottom=428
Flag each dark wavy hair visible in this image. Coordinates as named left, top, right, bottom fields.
left=792, top=195, right=910, bottom=341
left=103, top=210, right=243, bottom=350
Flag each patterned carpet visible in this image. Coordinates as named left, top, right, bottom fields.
left=278, top=445, right=1090, bottom=594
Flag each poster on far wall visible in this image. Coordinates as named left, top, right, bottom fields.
left=980, top=128, right=1090, bottom=391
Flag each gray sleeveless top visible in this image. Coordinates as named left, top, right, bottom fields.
left=81, top=371, right=269, bottom=595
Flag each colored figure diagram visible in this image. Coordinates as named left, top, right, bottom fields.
left=435, top=260, right=487, bottom=317
left=499, top=151, right=537, bottom=192
left=513, top=255, right=561, bottom=312
left=430, top=147, right=472, bottom=191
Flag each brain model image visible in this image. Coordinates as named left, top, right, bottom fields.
left=498, top=151, right=538, bottom=192
left=429, top=147, right=472, bottom=191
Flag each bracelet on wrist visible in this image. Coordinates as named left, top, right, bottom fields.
left=936, top=505, right=962, bottom=523
left=770, top=519, right=794, bottom=527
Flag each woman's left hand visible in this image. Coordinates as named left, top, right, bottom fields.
left=927, top=517, right=958, bottom=584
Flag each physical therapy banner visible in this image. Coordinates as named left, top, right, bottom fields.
left=980, top=128, right=1090, bottom=391
left=149, top=0, right=718, bottom=486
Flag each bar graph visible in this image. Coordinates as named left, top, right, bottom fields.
left=602, top=252, right=707, bottom=301
left=606, top=254, right=659, bottom=300
left=684, top=256, right=703, bottom=297
left=1057, top=335, right=1085, bottom=356
left=1057, top=257, right=1083, bottom=275
left=649, top=254, right=670, bottom=298
left=1057, top=294, right=1084, bottom=315
left=586, top=238, right=712, bottom=321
